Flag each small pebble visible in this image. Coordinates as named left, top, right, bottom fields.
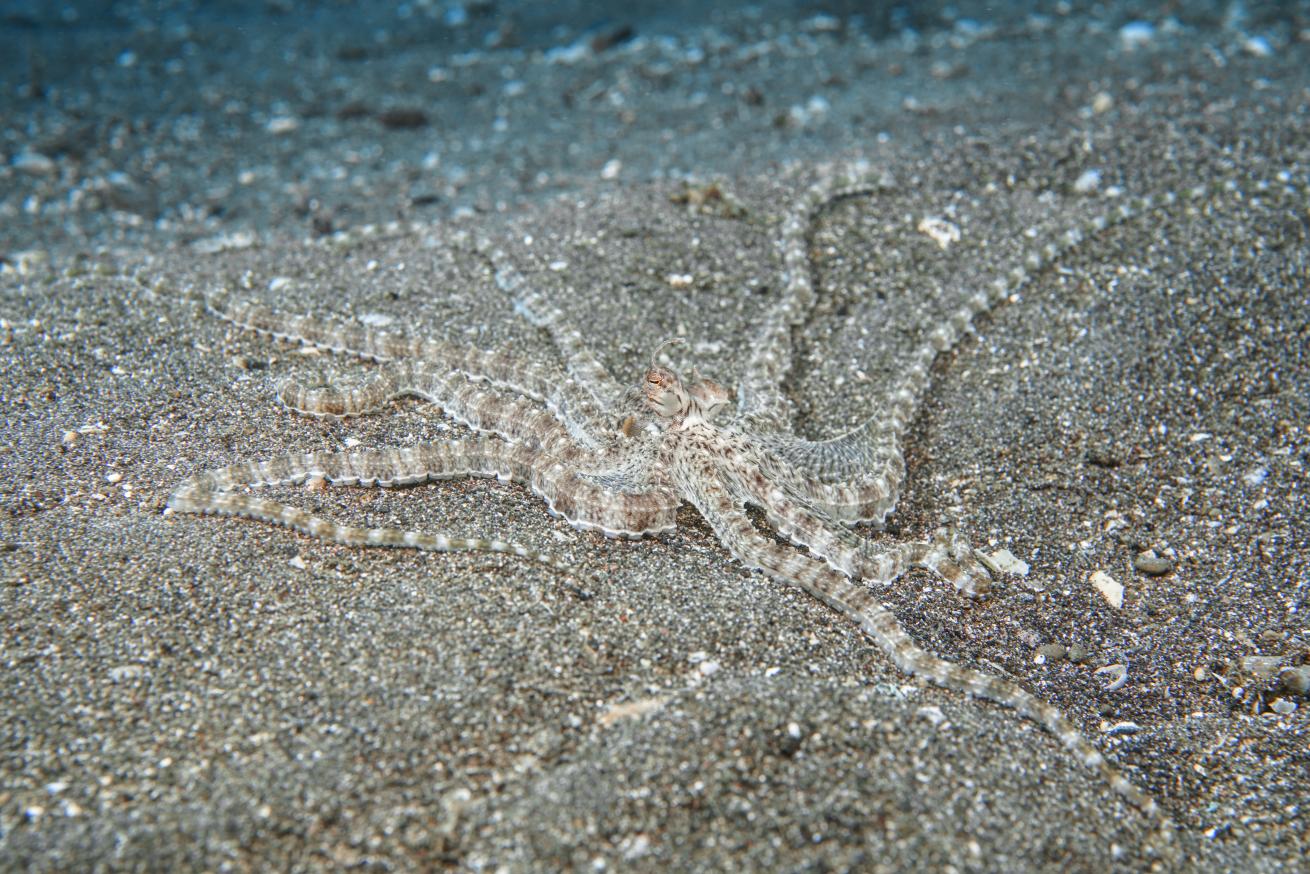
left=981, top=548, right=1029, bottom=577
left=1278, top=665, right=1310, bottom=696
left=1269, top=698, right=1296, bottom=715
left=1072, top=169, right=1102, bottom=194
left=1095, top=663, right=1129, bottom=692
left=1242, top=36, right=1273, bottom=58
left=266, top=115, right=300, bottom=135
left=13, top=150, right=57, bottom=176
left=1090, top=570, right=1124, bottom=608
left=917, top=705, right=948, bottom=727
left=1036, top=643, right=1067, bottom=663
left=1119, top=21, right=1155, bottom=50
left=917, top=216, right=961, bottom=250
left=108, top=664, right=143, bottom=682
left=1132, top=549, right=1174, bottom=576
left=377, top=108, right=429, bottom=130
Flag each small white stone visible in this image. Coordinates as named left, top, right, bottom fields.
left=109, top=664, right=144, bottom=682
left=1094, top=664, right=1129, bottom=692
left=266, top=115, right=300, bottom=135
left=1119, top=21, right=1155, bottom=50
left=601, top=159, right=622, bottom=180
left=917, top=705, right=948, bottom=727
left=13, top=151, right=57, bottom=176
left=1090, top=570, right=1124, bottom=608
left=982, top=548, right=1029, bottom=577
left=621, top=833, right=651, bottom=860
left=288, top=555, right=307, bottom=570
left=917, top=216, right=962, bottom=250
left=1242, top=35, right=1273, bottom=57
left=1073, top=169, right=1102, bottom=194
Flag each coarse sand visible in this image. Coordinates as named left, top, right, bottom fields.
left=2, top=3, right=1307, bottom=871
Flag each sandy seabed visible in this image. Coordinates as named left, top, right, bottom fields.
left=2, top=2, right=1307, bottom=871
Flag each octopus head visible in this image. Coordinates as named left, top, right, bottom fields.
left=643, top=362, right=689, bottom=418
left=641, top=338, right=730, bottom=427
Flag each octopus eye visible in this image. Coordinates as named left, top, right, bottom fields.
left=642, top=368, right=685, bottom=417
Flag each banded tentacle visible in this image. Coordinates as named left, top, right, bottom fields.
left=738, top=167, right=894, bottom=429
left=669, top=443, right=1168, bottom=834
left=208, top=290, right=612, bottom=449
left=166, top=441, right=573, bottom=573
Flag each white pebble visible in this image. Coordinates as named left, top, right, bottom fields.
left=982, top=548, right=1029, bottom=577
left=266, top=116, right=300, bottom=135
left=1119, top=21, right=1155, bottom=50
left=1094, top=663, right=1129, bottom=692
left=13, top=151, right=57, bottom=176
left=917, top=705, right=948, bottom=727
left=917, top=216, right=962, bottom=250
left=1242, top=36, right=1273, bottom=57
left=1073, top=169, right=1102, bottom=194
left=1090, top=570, right=1123, bottom=608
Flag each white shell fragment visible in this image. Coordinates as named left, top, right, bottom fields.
left=980, top=548, right=1029, bottom=577
left=1073, top=169, right=1102, bottom=194
left=1094, top=664, right=1130, bottom=692
left=917, top=216, right=962, bottom=250
left=1090, top=570, right=1124, bottom=608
